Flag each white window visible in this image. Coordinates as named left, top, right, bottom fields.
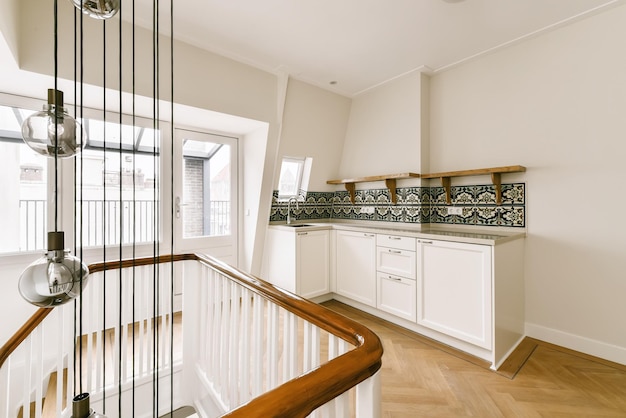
left=0, top=103, right=49, bottom=254
left=75, top=117, right=160, bottom=247
left=277, top=157, right=305, bottom=199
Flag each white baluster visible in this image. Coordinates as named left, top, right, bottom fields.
left=228, top=282, right=240, bottom=406
left=220, top=275, right=231, bottom=407
left=251, top=294, right=264, bottom=397
left=22, top=334, right=32, bottom=418
left=267, top=303, right=279, bottom=390
left=239, top=288, right=251, bottom=404
left=1, top=356, right=10, bottom=418
left=356, top=371, right=381, bottom=418
left=34, top=325, right=43, bottom=418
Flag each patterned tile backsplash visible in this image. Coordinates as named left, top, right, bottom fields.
left=270, top=183, right=525, bottom=227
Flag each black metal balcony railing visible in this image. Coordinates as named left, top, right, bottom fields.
left=18, top=199, right=231, bottom=251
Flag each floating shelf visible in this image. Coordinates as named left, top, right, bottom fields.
left=327, top=166, right=525, bottom=206
left=327, top=173, right=420, bottom=204
left=420, top=165, right=526, bottom=205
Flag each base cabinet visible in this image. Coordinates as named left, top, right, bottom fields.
left=417, top=239, right=492, bottom=349
left=335, top=230, right=376, bottom=306
left=296, top=230, right=330, bottom=299
left=264, top=228, right=329, bottom=299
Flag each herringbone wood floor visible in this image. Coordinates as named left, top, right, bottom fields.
left=323, top=300, right=626, bottom=418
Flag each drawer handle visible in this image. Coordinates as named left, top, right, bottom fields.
left=388, top=249, right=402, bottom=254
left=364, top=233, right=375, bottom=237
left=419, top=240, right=433, bottom=244
left=388, top=236, right=401, bottom=240
left=388, top=275, right=402, bottom=281
left=298, top=232, right=308, bottom=236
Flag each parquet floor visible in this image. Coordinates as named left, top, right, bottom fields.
left=322, top=300, right=626, bottom=418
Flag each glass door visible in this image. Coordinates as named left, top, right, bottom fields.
left=173, top=128, right=238, bottom=265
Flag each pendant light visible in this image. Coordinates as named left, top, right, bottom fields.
left=21, top=89, right=84, bottom=158
left=18, top=231, right=89, bottom=307
left=69, top=0, right=120, bottom=20
left=18, top=0, right=89, bottom=308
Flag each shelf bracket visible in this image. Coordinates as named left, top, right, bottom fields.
left=441, top=177, right=452, bottom=205
left=491, top=172, right=502, bottom=205
left=345, top=182, right=356, bottom=204
left=385, top=178, right=398, bottom=204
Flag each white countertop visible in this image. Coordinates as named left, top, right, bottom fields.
left=268, top=221, right=525, bottom=245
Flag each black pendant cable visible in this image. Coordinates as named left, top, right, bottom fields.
left=169, top=0, right=175, bottom=413
left=101, top=16, right=108, bottom=415
left=151, top=0, right=161, bottom=415
left=131, top=0, right=137, bottom=415
left=71, top=0, right=86, bottom=398
left=117, top=4, right=124, bottom=417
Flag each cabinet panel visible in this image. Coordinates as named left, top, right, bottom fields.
left=296, top=230, right=329, bottom=299
left=376, top=247, right=416, bottom=279
left=377, top=273, right=416, bottom=322
left=417, top=240, right=492, bottom=349
left=336, top=230, right=376, bottom=306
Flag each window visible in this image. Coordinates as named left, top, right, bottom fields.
left=277, top=157, right=305, bottom=198
left=0, top=103, right=48, bottom=254
left=75, top=118, right=160, bottom=247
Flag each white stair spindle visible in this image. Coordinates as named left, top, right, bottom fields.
left=267, top=303, right=279, bottom=390
left=239, top=288, right=251, bottom=404
left=228, top=283, right=240, bottom=406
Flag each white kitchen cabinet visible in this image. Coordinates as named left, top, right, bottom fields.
left=296, top=230, right=330, bottom=298
left=335, top=230, right=377, bottom=307
left=263, top=227, right=329, bottom=299
left=377, top=272, right=416, bottom=322
left=417, top=239, right=492, bottom=349
left=376, top=233, right=417, bottom=321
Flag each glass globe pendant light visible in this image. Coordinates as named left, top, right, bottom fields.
left=18, top=231, right=89, bottom=307
left=21, top=89, right=84, bottom=158
left=69, top=0, right=120, bottom=20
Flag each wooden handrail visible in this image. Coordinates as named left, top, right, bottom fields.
left=0, top=253, right=384, bottom=417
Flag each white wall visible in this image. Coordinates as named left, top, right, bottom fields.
left=429, top=4, right=626, bottom=363
left=274, top=78, right=352, bottom=191
left=339, top=71, right=428, bottom=184
left=0, top=0, right=18, bottom=61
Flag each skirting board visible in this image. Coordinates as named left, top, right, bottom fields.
left=525, top=322, right=626, bottom=366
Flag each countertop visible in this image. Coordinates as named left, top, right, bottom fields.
left=268, top=221, right=525, bottom=245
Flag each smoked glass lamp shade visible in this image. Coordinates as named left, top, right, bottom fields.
left=21, top=89, right=84, bottom=158
left=69, top=0, right=120, bottom=20
left=18, top=232, right=89, bottom=308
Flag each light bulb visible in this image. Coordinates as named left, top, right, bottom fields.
left=21, top=89, right=84, bottom=158
left=18, top=231, right=89, bottom=307
left=69, top=0, right=120, bottom=20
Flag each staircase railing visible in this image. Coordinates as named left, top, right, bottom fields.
left=0, top=253, right=383, bottom=417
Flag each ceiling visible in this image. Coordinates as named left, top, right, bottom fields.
left=59, top=1, right=626, bottom=98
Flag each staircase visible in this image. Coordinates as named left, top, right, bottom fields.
left=1, top=253, right=383, bottom=417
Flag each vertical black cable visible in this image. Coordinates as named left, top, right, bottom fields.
left=78, top=2, right=85, bottom=397
left=169, top=0, right=174, bottom=413
left=53, top=0, right=58, bottom=233
left=131, top=0, right=137, bottom=416
left=102, top=17, right=108, bottom=415
left=118, top=5, right=124, bottom=417
left=152, top=0, right=159, bottom=415
left=72, top=3, right=79, bottom=397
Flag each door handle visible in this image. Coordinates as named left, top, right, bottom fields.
left=175, top=196, right=188, bottom=219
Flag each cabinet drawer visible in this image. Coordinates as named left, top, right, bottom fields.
left=377, top=273, right=416, bottom=322
left=377, top=246, right=416, bottom=279
left=376, top=234, right=416, bottom=251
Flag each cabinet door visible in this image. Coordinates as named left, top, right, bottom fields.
left=417, top=239, right=493, bottom=349
left=336, top=230, right=376, bottom=307
left=377, top=273, right=416, bottom=322
left=296, top=230, right=329, bottom=299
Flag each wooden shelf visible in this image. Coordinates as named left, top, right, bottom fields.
left=327, top=166, right=525, bottom=206
left=327, top=173, right=420, bottom=204
left=421, top=165, right=526, bottom=205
